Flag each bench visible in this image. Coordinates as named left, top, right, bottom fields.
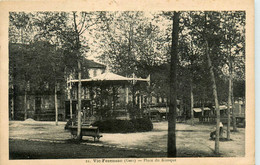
left=68, top=126, right=102, bottom=141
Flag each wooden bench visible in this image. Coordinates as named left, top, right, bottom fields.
left=68, top=126, right=102, bottom=141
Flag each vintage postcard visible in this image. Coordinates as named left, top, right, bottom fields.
left=0, top=0, right=255, bottom=165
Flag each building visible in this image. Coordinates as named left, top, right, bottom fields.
left=10, top=53, right=106, bottom=121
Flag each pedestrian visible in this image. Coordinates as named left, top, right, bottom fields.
left=210, top=122, right=224, bottom=139
left=219, top=122, right=224, bottom=137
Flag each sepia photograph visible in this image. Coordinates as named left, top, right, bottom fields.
left=0, top=0, right=254, bottom=165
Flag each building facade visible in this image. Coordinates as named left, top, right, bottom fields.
left=10, top=58, right=106, bottom=121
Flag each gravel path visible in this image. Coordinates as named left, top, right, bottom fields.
left=9, top=120, right=245, bottom=157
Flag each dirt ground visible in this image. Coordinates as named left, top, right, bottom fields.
left=9, top=119, right=245, bottom=157
left=9, top=139, right=166, bottom=159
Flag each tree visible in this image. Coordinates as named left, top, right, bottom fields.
left=177, top=12, right=212, bottom=124
left=201, top=11, right=245, bottom=153
left=167, top=11, right=179, bottom=157
left=95, top=12, right=171, bottom=116
left=212, top=11, right=245, bottom=136
left=28, top=12, right=70, bottom=125
left=9, top=12, right=93, bottom=124
left=31, top=11, right=99, bottom=130
left=9, top=12, right=33, bottom=120
left=9, top=43, right=31, bottom=120
left=96, top=11, right=169, bottom=76
left=35, top=42, right=65, bottom=126
left=203, top=12, right=222, bottom=154
left=184, top=11, right=224, bottom=154
left=67, top=11, right=100, bottom=140
left=9, top=12, right=33, bottom=44
left=205, top=39, right=221, bottom=154
left=226, top=12, right=245, bottom=132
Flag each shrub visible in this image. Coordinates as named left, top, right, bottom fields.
left=135, top=118, right=153, bottom=131
left=116, top=120, right=135, bottom=133
left=92, top=118, right=153, bottom=133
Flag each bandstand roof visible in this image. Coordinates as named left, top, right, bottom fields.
left=91, top=72, right=131, bottom=81
left=69, top=72, right=150, bottom=86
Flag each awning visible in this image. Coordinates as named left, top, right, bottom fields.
left=193, top=108, right=202, bottom=112
left=145, top=107, right=179, bottom=113
left=193, top=107, right=211, bottom=112
left=203, top=107, right=211, bottom=111
left=219, top=105, right=227, bottom=110
left=212, top=105, right=232, bottom=110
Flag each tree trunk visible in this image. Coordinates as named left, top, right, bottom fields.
left=24, top=89, right=27, bottom=120
left=190, top=81, right=194, bottom=125
left=205, top=40, right=220, bottom=154
left=72, top=12, right=83, bottom=140
left=11, top=66, right=16, bottom=120
left=69, top=88, right=73, bottom=119
left=227, top=42, right=232, bottom=139
left=202, top=88, right=205, bottom=116
left=11, top=94, right=14, bottom=120
left=68, top=76, right=73, bottom=119
left=167, top=11, right=179, bottom=157
left=11, top=83, right=15, bottom=120
left=148, top=89, right=151, bottom=120
left=179, top=99, right=183, bottom=120
left=132, top=82, right=135, bottom=119
left=112, top=86, right=116, bottom=119
left=55, top=82, right=58, bottom=126
left=125, top=85, right=129, bottom=118
left=166, top=100, right=168, bottom=120
left=227, top=73, right=231, bottom=140
left=125, top=86, right=129, bottom=104
left=132, top=82, right=135, bottom=106
left=77, top=60, right=82, bottom=140
left=232, top=79, right=237, bottom=132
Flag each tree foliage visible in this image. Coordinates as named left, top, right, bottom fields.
left=9, top=11, right=245, bottom=117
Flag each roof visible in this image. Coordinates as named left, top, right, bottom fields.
left=82, top=59, right=106, bottom=69
left=92, top=72, right=131, bottom=81
left=193, top=107, right=211, bottom=112
left=70, top=72, right=150, bottom=85
left=193, top=108, right=202, bottom=112
left=203, top=107, right=211, bottom=111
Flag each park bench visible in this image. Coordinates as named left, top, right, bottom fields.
left=68, top=125, right=102, bottom=141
